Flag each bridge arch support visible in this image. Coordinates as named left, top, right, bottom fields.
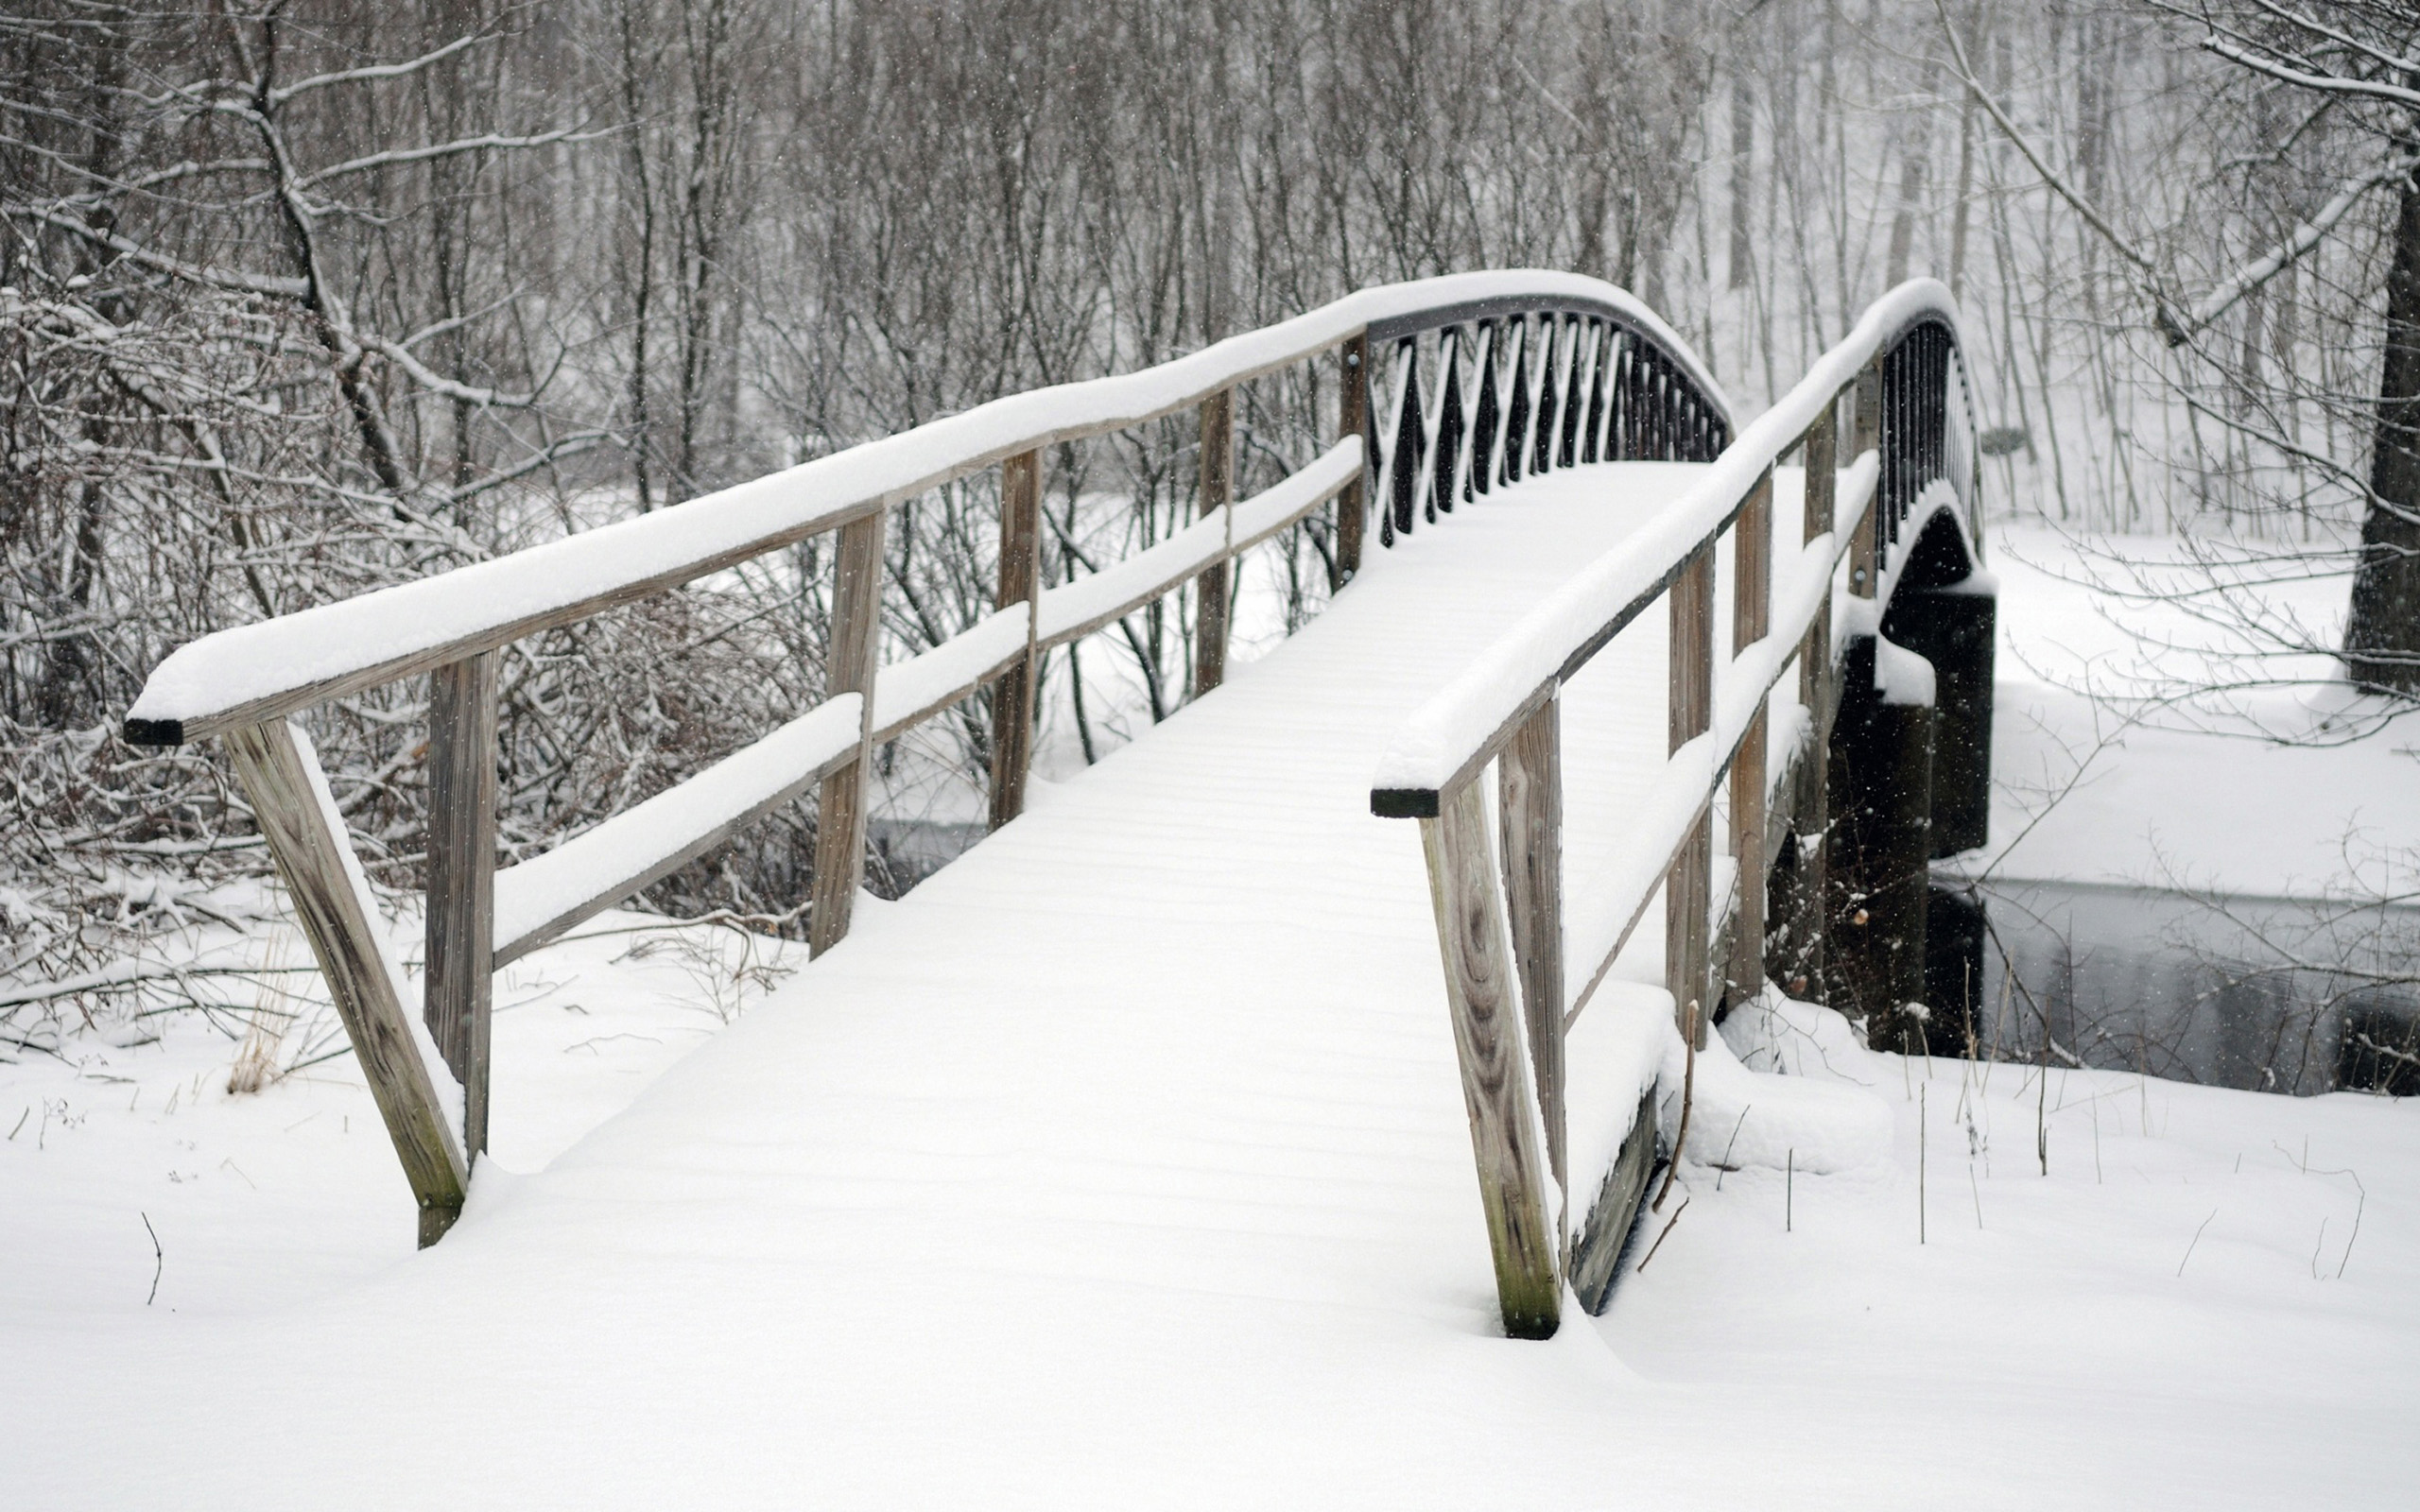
left=1776, top=310, right=1997, bottom=1058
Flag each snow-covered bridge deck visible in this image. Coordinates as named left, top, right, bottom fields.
left=22, top=455, right=2415, bottom=1508
left=24, top=271, right=2420, bottom=1505
left=48, top=456, right=1830, bottom=1490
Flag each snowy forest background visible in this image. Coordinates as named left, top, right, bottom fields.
left=5, top=0, right=2416, bottom=1010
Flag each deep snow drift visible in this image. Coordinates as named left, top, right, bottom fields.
left=6, top=472, right=2415, bottom=1507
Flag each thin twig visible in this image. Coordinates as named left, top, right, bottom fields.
left=141, top=1212, right=163, bottom=1305
left=1715, top=1104, right=1752, bottom=1191
left=2177, top=1208, right=2220, bottom=1277
left=1635, top=1196, right=1689, bottom=1273
left=1653, top=1000, right=1700, bottom=1213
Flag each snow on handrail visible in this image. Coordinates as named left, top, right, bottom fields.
left=492, top=695, right=864, bottom=964
left=125, top=273, right=1708, bottom=745
left=1368, top=279, right=1966, bottom=810
left=1035, top=438, right=1361, bottom=650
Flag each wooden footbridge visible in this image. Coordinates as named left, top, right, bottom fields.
left=125, top=272, right=1992, bottom=1341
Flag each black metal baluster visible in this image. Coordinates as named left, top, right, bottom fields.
left=1634, top=350, right=1654, bottom=460
left=1433, top=327, right=1466, bottom=518
left=1567, top=314, right=1587, bottom=461
left=1392, top=338, right=1424, bottom=538
left=1503, top=319, right=1533, bottom=486
left=1890, top=338, right=1907, bottom=542
left=1931, top=327, right=1946, bottom=485
left=1621, top=336, right=1640, bottom=460
left=1469, top=321, right=1501, bottom=498
left=1530, top=318, right=1561, bottom=477
left=1582, top=322, right=1608, bottom=463
left=1651, top=355, right=1670, bottom=460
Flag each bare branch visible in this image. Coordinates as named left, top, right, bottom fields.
left=2200, top=38, right=2420, bottom=112
left=2183, top=153, right=2420, bottom=336
left=297, top=129, right=604, bottom=188
left=264, top=33, right=484, bottom=109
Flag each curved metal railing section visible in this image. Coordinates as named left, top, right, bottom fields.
left=1351, top=297, right=1733, bottom=560
left=1369, top=280, right=1978, bottom=1340
left=1873, top=304, right=1983, bottom=564
left=118, top=269, right=1724, bottom=1247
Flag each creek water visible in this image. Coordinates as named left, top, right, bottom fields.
left=1934, top=875, right=2420, bottom=1096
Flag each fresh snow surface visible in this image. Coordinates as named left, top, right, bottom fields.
left=14, top=466, right=2418, bottom=1507
left=1950, top=525, right=2420, bottom=899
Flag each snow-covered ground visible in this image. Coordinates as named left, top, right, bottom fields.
left=2, top=906, right=802, bottom=1322
left=1967, top=524, right=2420, bottom=899
left=6, top=477, right=2416, bottom=1506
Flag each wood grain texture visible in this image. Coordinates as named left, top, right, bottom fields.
left=1851, top=363, right=1882, bottom=599
left=1727, top=474, right=1772, bottom=1008
left=1497, top=696, right=1565, bottom=1198
left=1667, top=544, right=1714, bottom=1042
left=811, top=509, right=887, bottom=958
left=1801, top=399, right=1839, bottom=720
left=990, top=450, right=1042, bottom=831
left=1805, top=394, right=1838, bottom=545
left=1195, top=389, right=1234, bottom=694
left=424, top=652, right=496, bottom=1158
left=224, top=719, right=467, bottom=1242
left=1419, top=780, right=1559, bottom=1339
left=1335, top=335, right=1368, bottom=587
left=1569, top=1088, right=1658, bottom=1314
left=1726, top=705, right=1770, bottom=1008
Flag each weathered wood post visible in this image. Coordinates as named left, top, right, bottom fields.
left=810, top=507, right=887, bottom=957
left=1421, top=777, right=1559, bottom=1340
left=1725, top=471, right=1772, bottom=1011
left=1335, top=335, right=1367, bottom=588
left=1196, top=389, right=1235, bottom=694
left=990, top=452, right=1042, bottom=830
left=1667, top=542, right=1716, bottom=1045
left=1772, top=400, right=1841, bottom=1000
left=425, top=650, right=497, bottom=1160
left=1496, top=695, right=1564, bottom=1209
left=1851, top=361, right=1883, bottom=597
left=224, top=720, right=468, bottom=1246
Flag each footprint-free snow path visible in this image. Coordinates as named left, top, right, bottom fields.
left=14, top=460, right=2418, bottom=1509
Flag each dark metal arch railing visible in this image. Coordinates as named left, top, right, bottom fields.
left=1352, top=300, right=1734, bottom=559
left=1870, top=310, right=1982, bottom=573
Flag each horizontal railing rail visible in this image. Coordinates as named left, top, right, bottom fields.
left=1371, top=279, right=1979, bottom=1339
left=123, top=274, right=1712, bottom=746
left=121, top=269, right=1731, bottom=1248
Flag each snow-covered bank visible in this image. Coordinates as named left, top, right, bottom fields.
left=0, top=910, right=802, bottom=1322
left=1963, top=525, right=2420, bottom=900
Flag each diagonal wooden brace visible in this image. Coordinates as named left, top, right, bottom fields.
left=225, top=718, right=468, bottom=1246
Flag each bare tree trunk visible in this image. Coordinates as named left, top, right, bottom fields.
left=1885, top=123, right=1928, bottom=289
left=1728, top=62, right=1754, bottom=292
left=620, top=0, right=659, bottom=512
left=2346, top=169, right=2420, bottom=696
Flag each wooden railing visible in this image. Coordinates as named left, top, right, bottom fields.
left=122, top=270, right=1728, bottom=1246
left=1370, top=279, right=1977, bottom=1338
